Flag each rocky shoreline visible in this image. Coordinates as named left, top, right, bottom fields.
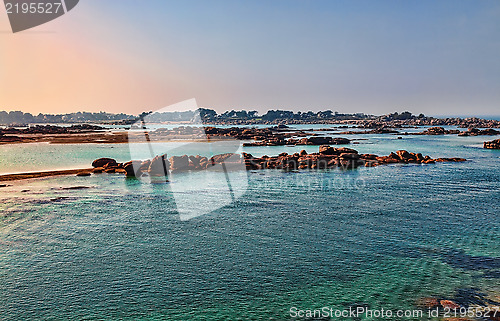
left=0, top=124, right=127, bottom=144
left=82, top=146, right=467, bottom=179
left=1, top=124, right=499, bottom=146
left=206, top=117, right=500, bottom=128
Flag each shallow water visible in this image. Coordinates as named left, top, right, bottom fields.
left=0, top=133, right=499, bottom=320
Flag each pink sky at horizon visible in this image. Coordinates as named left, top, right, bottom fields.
left=0, top=3, right=211, bottom=115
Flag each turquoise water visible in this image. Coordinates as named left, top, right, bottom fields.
left=0, top=134, right=499, bottom=320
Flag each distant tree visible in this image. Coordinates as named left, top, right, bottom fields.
left=198, top=108, right=217, bottom=121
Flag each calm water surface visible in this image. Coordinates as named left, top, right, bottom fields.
left=0, top=133, right=499, bottom=320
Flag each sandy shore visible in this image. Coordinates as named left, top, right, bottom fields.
left=0, top=168, right=93, bottom=182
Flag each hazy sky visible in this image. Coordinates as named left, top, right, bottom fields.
left=1, top=0, right=499, bottom=116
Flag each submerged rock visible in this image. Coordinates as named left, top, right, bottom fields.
left=416, top=297, right=440, bottom=309
left=440, top=300, right=461, bottom=310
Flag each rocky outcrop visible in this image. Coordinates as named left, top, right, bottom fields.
left=458, top=128, right=500, bottom=136
left=123, top=160, right=143, bottom=177
left=90, top=147, right=466, bottom=178
left=0, top=124, right=104, bottom=135
left=92, top=158, right=118, bottom=168
left=148, top=155, right=170, bottom=176
left=155, top=125, right=353, bottom=147
left=169, top=155, right=190, bottom=172
left=296, top=137, right=350, bottom=145
left=243, top=136, right=350, bottom=147
left=484, top=139, right=500, bottom=149
left=244, top=148, right=465, bottom=170
left=415, top=127, right=460, bottom=135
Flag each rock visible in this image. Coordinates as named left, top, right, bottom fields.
left=188, top=155, right=201, bottom=168
left=76, top=172, right=91, bottom=177
left=396, top=150, right=417, bottom=162
left=376, top=156, right=400, bottom=164
left=50, top=197, right=69, bottom=202
left=60, top=186, right=90, bottom=190
left=440, top=300, right=461, bottom=310
left=198, top=157, right=209, bottom=169
left=139, top=160, right=151, bottom=172
left=360, top=154, right=379, bottom=160
left=417, top=127, right=460, bottom=135
left=299, top=150, right=308, bottom=156
left=0, top=184, right=10, bottom=188
left=148, top=154, right=170, bottom=176
left=92, top=167, right=104, bottom=174
left=340, top=153, right=360, bottom=160
left=459, top=128, right=500, bottom=136
left=104, top=168, right=116, bottom=173
left=484, top=139, right=500, bottom=149
left=434, top=157, right=467, bottom=162
left=122, top=161, right=142, bottom=177
left=334, top=147, right=358, bottom=154
left=297, top=137, right=350, bottom=145
left=416, top=297, right=440, bottom=309
left=169, top=155, right=190, bottom=171
left=209, top=153, right=235, bottom=165
left=364, top=161, right=379, bottom=167
left=92, top=158, right=117, bottom=168
left=319, top=145, right=336, bottom=155
left=102, top=162, right=118, bottom=169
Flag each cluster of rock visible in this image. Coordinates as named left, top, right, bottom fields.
left=150, top=126, right=299, bottom=140
left=243, top=147, right=466, bottom=170
left=88, top=154, right=237, bottom=178
left=414, top=127, right=460, bottom=135
left=148, top=125, right=352, bottom=147
left=458, top=128, right=500, bottom=136
left=337, top=127, right=400, bottom=135
left=0, top=124, right=104, bottom=135
left=360, top=117, right=500, bottom=129
left=207, top=116, right=500, bottom=128
left=416, top=296, right=500, bottom=321
left=243, top=136, right=350, bottom=147
left=84, top=146, right=466, bottom=178
left=412, top=126, right=500, bottom=136
left=484, top=139, right=500, bottom=149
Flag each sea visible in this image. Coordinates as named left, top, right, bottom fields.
left=0, top=126, right=499, bottom=320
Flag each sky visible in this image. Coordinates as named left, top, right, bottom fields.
left=1, top=0, right=499, bottom=116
